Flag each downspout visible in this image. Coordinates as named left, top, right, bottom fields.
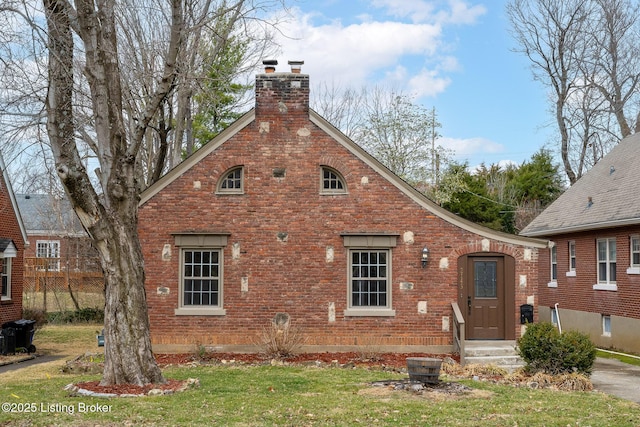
left=554, top=303, right=562, bottom=334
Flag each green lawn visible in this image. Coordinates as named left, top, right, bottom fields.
left=1, top=325, right=639, bottom=426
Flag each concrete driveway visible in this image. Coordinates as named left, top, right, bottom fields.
left=591, top=357, right=640, bottom=404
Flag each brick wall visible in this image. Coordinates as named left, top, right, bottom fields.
left=539, top=226, right=640, bottom=319
left=139, top=71, right=542, bottom=351
left=0, top=172, right=25, bottom=325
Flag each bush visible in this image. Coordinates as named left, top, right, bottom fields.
left=47, top=308, right=104, bottom=324
left=517, top=322, right=596, bottom=375
left=255, top=313, right=306, bottom=359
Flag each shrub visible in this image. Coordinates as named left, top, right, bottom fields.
left=47, top=308, right=104, bottom=324
left=517, top=322, right=596, bottom=375
left=256, top=313, right=306, bottom=359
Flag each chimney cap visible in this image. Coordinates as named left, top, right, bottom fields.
left=263, top=59, right=278, bottom=66
left=288, top=60, right=304, bottom=66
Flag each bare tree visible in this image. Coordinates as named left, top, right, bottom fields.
left=507, top=0, right=640, bottom=184
left=25, top=0, right=285, bottom=386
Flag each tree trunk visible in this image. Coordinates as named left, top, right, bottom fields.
left=99, top=211, right=164, bottom=386
left=44, top=0, right=164, bottom=386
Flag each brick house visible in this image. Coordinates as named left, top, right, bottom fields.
left=521, top=132, right=640, bottom=354
left=0, top=152, right=28, bottom=325
left=16, top=194, right=102, bottom=295
left=139, top=61, right=548, bottom=354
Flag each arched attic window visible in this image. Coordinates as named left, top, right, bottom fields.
left=320, top=166, right=347, bottom=194
left=217, top=166, right=244, bottom=194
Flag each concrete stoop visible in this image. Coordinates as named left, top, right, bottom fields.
left=463, top=340, right=524, bottom=372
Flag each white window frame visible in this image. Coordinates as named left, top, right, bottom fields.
left=216, top=166, right=244, bottom=195
left=173, top=234, right=228, bottom=316
left=343, top=234, right=397, bottom=317
left=627, top=235, right=640, bottom=275
left=320, top=166, right=347, bottom=195
left=566, top=241, right=576, bottom=277
left=602, top=315, right=611, bottom=337
left=36, top=240, right=60, bottom=271
left=548, top=243, right=557, bottom=287
left=1, top=256, right=11, bottom=301
left=594, top=238, right=617, bottom=291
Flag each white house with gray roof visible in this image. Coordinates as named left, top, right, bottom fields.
left=521, top=132, right=640, bottom=353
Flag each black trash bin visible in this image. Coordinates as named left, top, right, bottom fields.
left=2, top=319, right=36, bottom=353
left=0, top=327, right=16, bottom=355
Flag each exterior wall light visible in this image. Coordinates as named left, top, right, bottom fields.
left=421, top=246, right=430, bottom=268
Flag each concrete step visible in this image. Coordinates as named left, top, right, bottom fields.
left=463, top=340, right=524, bottom=371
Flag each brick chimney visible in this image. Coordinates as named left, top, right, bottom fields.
left=256, top=59, right=309, bottom=118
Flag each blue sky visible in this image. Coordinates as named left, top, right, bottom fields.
left=271, top=0, right=555, bottom=169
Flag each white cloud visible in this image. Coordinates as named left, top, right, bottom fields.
left=370, top=0, right=486, bottom=24
left=439, top=136, right=504, bottom=158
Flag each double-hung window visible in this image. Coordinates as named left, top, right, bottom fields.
left=567, top=241, right=576, bottom=277
left=1, top=256, right=10, bottom=300
left=548, top=244, right=557, bottom=287
left=36, top=240, right=60, bottom=271
left=174, top=233, right=228, bottom=316
left=628, top=236, right=640, bottom=275
left=595, top=238, right=617, bottom=291
left=0, top=239, right=16, bottom=301
left=343, top=234, right=397, bottom=317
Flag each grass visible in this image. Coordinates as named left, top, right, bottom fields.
left=0, top=325, right=639, bottom=426
left=597, top=349, right=640, bottom=367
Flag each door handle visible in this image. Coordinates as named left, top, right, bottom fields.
left=467, top=296, right=471, bottom=315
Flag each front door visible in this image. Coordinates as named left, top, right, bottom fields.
left=462, top=256, right=506, bottom=339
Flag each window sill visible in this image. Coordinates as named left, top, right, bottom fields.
left=626, top=267, right=640, bottom=275
left=547, top=281, right=558, bottom=288
left=1, top=297, right=11, bottom=302
left=175, top=307, right=226, bottom=316
left=565, top=271, right=576, bottom=277
left=343, top=308, right=396, bottom=317
left=593, top=283, right=618, bottom=291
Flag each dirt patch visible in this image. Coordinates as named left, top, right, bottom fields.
left=362, top=379, right=494, bottom=401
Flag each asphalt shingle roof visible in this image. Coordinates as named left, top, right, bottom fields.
left=15, top=194, right=85, bottom=235
left=521, top=132, right=640, bottom=237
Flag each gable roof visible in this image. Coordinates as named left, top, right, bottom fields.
left=140, top=108, right=547, bottom=249
left=521, top=132, right=640, bottom=237
left=15, top=193, right=86, bottom=236
left=0, top=151, right=28, bottom=246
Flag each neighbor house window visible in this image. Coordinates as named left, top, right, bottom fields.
left=595, top=238, right=617, bottom=291
left=36, top=240, right=60, bottom=271
left=550, top=306, right=558, bottom=327
left=548, top=244, right=557, bottom=287
left=567, top=241, right=576, bottom=277
left=1, top=257, right=10, bottom=300
left=217, top=167, right=244, bottom=194
left=342, top=234, right=397, bottom=317
left=174, top=233, right=228, bottom=316
left=320, top=167, right=346, bottom=194
left=602, top=315, right=611, bottom=337
left=630, top=236, right=640, bottom=272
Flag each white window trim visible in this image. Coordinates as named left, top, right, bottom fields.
left=629, top=235, right=640, bottom=273
left=568, top=241, right=576, bottom=273
left=36, top=240, right=61, bottom=271
left=342, top=234, right=397, bottom=317
left=173, top=233, right=229, bottom=316
left=594, top=238, right=616, bottom=290
left=1, top=256, right=12, bottom=301
left=602, top=315, right=611, bottom=337
left=548, top=243, right=557, bottom=287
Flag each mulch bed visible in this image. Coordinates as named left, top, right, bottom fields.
left=73, top=352, right=452, bottom=396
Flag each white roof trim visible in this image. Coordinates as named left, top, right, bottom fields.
left=1, top=240, right=17, bottom=257
left=0, top=151, right=29, bottom=247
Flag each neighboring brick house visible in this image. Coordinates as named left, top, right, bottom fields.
left=139, top=61, right=548, bottom=354
left=16, top=194, right=101, bottom=281
left=521, top=132, right=640, bottom=353
left=0, top=152, right=28, bottom=325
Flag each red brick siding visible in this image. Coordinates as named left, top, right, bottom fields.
left=0, top=174, right=25, bottom=325
left=139, top=74, right=541, bottom=349
left=538, top=226, right=640, bottom=319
